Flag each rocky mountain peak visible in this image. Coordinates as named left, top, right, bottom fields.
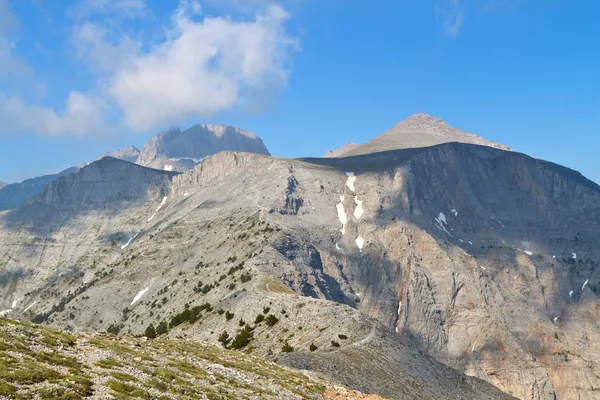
left=341, top=112, right=511, bottom=157
left=136, top=123, right=270, bottom=172
left=100, top=146, right=141, bottom=163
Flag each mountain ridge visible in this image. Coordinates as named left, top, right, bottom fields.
left=340, top=113, right=511, bottom=157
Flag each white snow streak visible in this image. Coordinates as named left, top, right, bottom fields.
left=23, top=302, right=36, bottom=313
left=335, top=243, right=342, bottom=252
left=121, top=232, right=140, bottom=250
left=11, top=299, right=19, bottom=309
left=131, top=286, right=150, bottom=305
left=569, top=290, right=574, bottom=297
left=582, top=279, right=589, bottom=291
left=163, top=165, right=173, bottom=171
left=524, top=250, right=533, bottom=256
left=336, top=195, right=347, bottom=235
left=451, top=209, right=458, bottom=217
left=148, top=197, right=168, bottom=222
left=480, top=266, right=487, bottom=271
left=170, top=157, right=205, bottom=163
left=355, top=236, right=364, bottom=251
left=397, top=301, right=402, bottom=316
left=353, top=196, right=364, bottom=219
left=345, top=172, right=356, bottom=192
left=572, top=253, right=577, bottom=260
left=468, top=241, right=473, bottom=245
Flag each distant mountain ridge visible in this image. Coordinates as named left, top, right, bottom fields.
left=0, top=182, right=6, bottom=190
left=0, top=124, right=270, bottom=211
left=339, top=113, right=511, bottom=157
left=323, top=142, right=360, bottom=158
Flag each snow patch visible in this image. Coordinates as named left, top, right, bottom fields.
left=355, top=236, right=364, bottom=251
left=569, top=290, right=573, bottom=297
left=397, top=301, right=402, bottom=316
left=582, top=279, right=589, bottom=291
left=553, top=314, right=561, bottom=323
left=336, top=195, right=347, bottom=235
left=553, top=255, right=556, bottom=259
left=451, top=209, right=458, bottom=217
left=434, top=212, right=451, bottom=235
left=572, top=253, right=577, bottom=260
left=459, top=239, right=464, bottom=243
left=11, top=299, right=18, bottom=309
left=468, top=241, right=473, bottom=245
left=353, top=196, right=364, bottom=219
left=148, top=197, right=168, bottom=222
left=345, top=172, right=356, bottom=192
left=335, top=243, right=342, bottom=252
left=131, top=286, right=150, bottom=306
left=524, top=250, right=533, bottom=256
left=163, top=165, right=173, bottom=171
left=183, top=192, right=189, bottom=196
left=480, top=266, right=487, bottom=271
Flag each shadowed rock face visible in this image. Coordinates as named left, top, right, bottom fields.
left=136, top=124, right=270, bottom=172
left=0, top=166, right=81, bottom=212
left=0, top=146, right=141, bottom=212
left=343, top=113, right=511, bottom=157
left=1, top=141, right=599, bottom=399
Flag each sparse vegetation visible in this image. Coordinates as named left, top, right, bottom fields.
left=282, top=342, right=294, bottom=352
left=0, top=318, right=335, bottom=399
left=265, top=314, right=279, bottom=327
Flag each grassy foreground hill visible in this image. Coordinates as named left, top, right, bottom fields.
left=0, top=317, right=383, bottom=400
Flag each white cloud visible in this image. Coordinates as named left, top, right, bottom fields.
left=72, top=22, right=140, bottom=72
left=435, top=0, right=464, bottom=37
left=0, top=92, right=111, bottom=137
left=70, top=0, right=148, bottom=20
left=0, top=0, right=30, bottom=76
left=107, top=2, right=297, bottom=132
left=0, top=0, right=298, bottom=137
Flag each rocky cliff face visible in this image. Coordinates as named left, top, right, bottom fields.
left=1, top=141, right=598, bottom=399
left=136, top=124, right=270, bottom=172
left=343, top=113, right=511, bottom=157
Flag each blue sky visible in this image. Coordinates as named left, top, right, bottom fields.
left=0, top=0, right=598, bottom=184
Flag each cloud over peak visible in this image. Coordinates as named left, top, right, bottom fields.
left=107, top=3, right=297, bottom=132
left=0, top=0, right=298, bottom=137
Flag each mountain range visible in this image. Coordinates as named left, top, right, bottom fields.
left=0, top=124, right=270, bottom=212
left=1, top=114, right=598, bottom=399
